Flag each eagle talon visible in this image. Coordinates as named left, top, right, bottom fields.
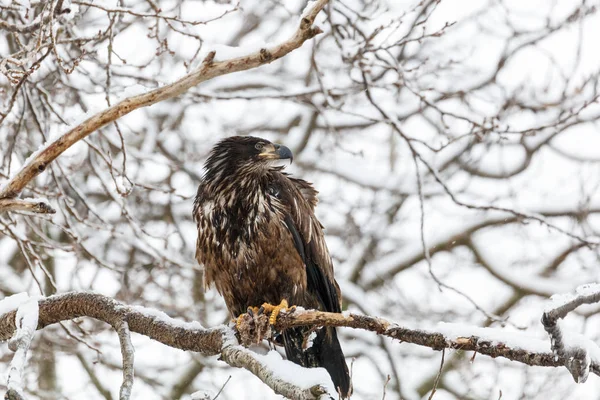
left=260, top=299, right=290, bottom=328
left=235, top=306, right=259, bottom=331
left=235, top=314, right=246, bottom=331
left=235, top=307, right=271, bottom=346
left=247, top=306, right=260, bottom=317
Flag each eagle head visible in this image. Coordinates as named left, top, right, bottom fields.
left=203, top=136, right=293, bottom=180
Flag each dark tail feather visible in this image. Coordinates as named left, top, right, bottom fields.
left=283, top=327, right=351, bottom=398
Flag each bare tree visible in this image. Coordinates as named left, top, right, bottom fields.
left=2, top=0, right=600, bottom=399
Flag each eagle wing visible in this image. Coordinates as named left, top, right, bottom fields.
left=274, top=175, right=342, bottom=313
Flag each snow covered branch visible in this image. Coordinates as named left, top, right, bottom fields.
left=273, top=308, right=593, bottom=372
left=0, top=198, right=56, bottom=215
left=221, top=346, right=331, bottom=400
left=0, top=0, right=329, bottom=201
left=542, top=284, right=600, bottom=383
left=116, top=321, right=135, bottom=400
left=4, top=296, right=39, bottom=400
left=1, top=291, right=599, bottom=399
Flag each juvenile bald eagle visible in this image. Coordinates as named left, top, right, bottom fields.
left=193, top=136, right=351, bottom=397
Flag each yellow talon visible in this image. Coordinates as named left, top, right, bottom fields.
left=262, top=299, right=289, bottom=326
left=248, top=306, right=260, bottom=315
left=235, top=314, right=245, bottom=330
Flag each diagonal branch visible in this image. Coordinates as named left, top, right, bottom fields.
left=0, top=0, right=329, bottom=201
left=221, top=346, right=330, bottom=400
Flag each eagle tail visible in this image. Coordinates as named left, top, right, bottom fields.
left=283, top=326, right=351, bottom=398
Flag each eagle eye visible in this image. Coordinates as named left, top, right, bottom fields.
left=255, top=142, right=265, bottom=150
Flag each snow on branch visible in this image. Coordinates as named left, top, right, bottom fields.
left=0, top=0, right=329, bottom=201
left=221, top=346, right=333, bottom=400
left=5, top=296, right=39, bottom=400
left=1, top=292, right=599, bottom=399
left=542, top=283, right=600, bottom=383
left=116, top=320, right=135, bottom=400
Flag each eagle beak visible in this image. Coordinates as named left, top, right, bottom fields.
left=260, top=144, right=294, bottom=163
left=274, top=144, right=293, bottom=163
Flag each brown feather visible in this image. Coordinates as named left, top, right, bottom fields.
left=194, top=136, right=351, bottom=397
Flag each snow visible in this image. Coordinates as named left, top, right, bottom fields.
left=253, top=349, right=336, bottom=395
left=61, top=2, right=78, bottom=22
left=190, top=390, right=212, bottom=400
left=0, top=293, right=30, bottom=317
left=197, top=42, right=270, bottom=64
left=436, top=322, right=550, bottom=354
left=545, top=283, right=600, bottom=313
left=20, top=197, right=51, bottom=207
left=557, top=320, right=600, bottom=383
left=301, top=0, right=317, bottom=19
left=120, top=84, right=150, bottom=99
left=474, top=244, right=577, bottom=296
left=6, top=296, right=39, bottom=397
left=129, top=305, right=206, bottom=331
left=15, top=297, right=39, bottom=334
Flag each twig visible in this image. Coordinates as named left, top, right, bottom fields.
left=116, top=321, right=135, bottom=400
left=0, top=199, right=56, bottom=214
left=76, top=352, right=113, bottom=400
left=213, top=375, right=231, bottom=400
left=427, top=349, right=445, bottom=400
left=381, top=375, right=391, bottom=400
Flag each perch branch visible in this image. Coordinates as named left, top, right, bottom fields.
left=273, top=309, right=594, bottom=371
left=1, top=291, right=598, bottom=400
left=0, top=0, right=329, bottom=200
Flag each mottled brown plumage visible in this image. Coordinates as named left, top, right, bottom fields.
left=193, top=136, right=351, bottom=397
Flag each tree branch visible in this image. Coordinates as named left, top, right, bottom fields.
left=5, top=297, right=39, bottom=400
left=0, top=199, right=56, bottom=214
left=116, top=321, right=135, bottom=400
left=542, top=283, right=600, bottom=383
left=0, top=0, right=329, bottom=201
left=221, top=346, right=329, bottom=400
left=274, top=309, right=585, bottom=370
left=1, top=291, right=598, bottom=400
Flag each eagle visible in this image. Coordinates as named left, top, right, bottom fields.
left=193, top=136, right=351, bottom=397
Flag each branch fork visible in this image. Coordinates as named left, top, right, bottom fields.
left=542, top=283, right=600, bottom=383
